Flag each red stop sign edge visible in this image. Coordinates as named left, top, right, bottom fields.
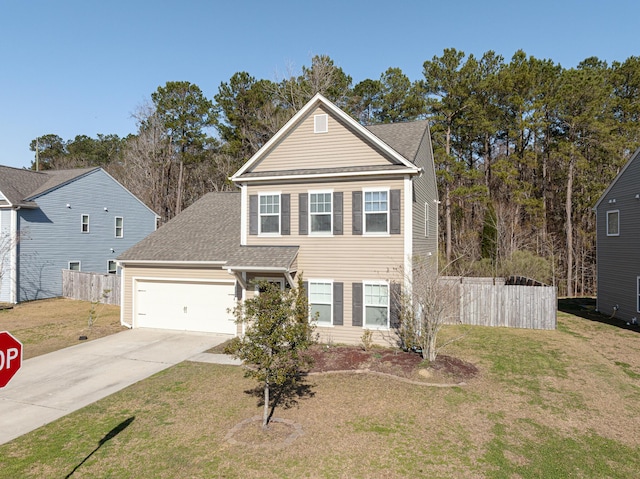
left=0, top=330, right=23, bottom=388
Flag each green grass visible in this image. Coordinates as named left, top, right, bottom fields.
left=2, top=305, right=640, bottom=478
left=482, top=419, right=638, bottom=479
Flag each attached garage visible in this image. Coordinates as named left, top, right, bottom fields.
left=117, top=192, right=298, bottom=336
left=134, top=279, right=237, bottom=334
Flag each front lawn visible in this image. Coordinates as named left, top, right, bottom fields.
left=0, top=298, right=124, bottom=359
left=1, top=304, right=639, bottom=478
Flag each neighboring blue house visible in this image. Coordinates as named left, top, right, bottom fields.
left=0, top=166, right=158, bottom=303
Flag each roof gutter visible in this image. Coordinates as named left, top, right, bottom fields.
left=118, top=260, right=228, bottom=267
left=234, top=167, right=420, bottom=183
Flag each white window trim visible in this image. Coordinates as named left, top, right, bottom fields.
left=68, top=261, right=81, bottom=271
left=314, top=113, right=328, bottom=134
left=363, top=187, right=390, bottom=236
left=115, top=216, right=124, bottom=238
left=309, top=279, right=333, bottom=326
left=81, top=214, right=90, bottom=233
left=637, top=276, right=640, bottom=313
left=425, top=202, right=430, bottom=238
left=309, top=189, right=333, bottom=236
left=108, top=260, right=117, bottom=274
left=606, top=210, right=619, bottom=236
left=363, top=280, right=390, bottom=330
left=258, top=192, right=281, bottom=236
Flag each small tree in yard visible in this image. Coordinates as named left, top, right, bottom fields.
left=228, top=277, right=316, bottom=429
left=396, top=256, right=462, bottom=362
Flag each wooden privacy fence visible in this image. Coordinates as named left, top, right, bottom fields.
left=62, top=269, right=121, bottom=305
left=440, top=277, right=557, bottom=330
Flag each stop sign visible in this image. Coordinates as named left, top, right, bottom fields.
left=0, top=331, right=22, bottom=388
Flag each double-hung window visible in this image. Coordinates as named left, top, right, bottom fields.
left=310, top=192, right=332, bottom=234
left=364, top=190, right=388, bottom=233
left=259, top=194, right=280, bottom=234
left=309, top=281, right=332, bottom=326
left=364, top=282, right=389, bottom=328
left=115, top=217, right=123, bottom=238
left=607, top=210, right=619, bottom=236
left=108, top=260, right=117, bottom=274
left=81, top=214, right=90, bottom=233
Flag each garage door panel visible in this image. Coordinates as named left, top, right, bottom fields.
left=135, top=280, right=236, bottom=334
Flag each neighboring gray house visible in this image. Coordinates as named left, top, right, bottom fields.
left=0, top=166, right=158, bottom=303
left=594, top=147, right=640, bottom=323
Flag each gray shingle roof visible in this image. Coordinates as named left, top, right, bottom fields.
left=366, top=120, right=430, bottom=162
left=0, top=165, right=98, bottom=207
left=225, top=246, right=299, bottom=270
left=118, top=191, right=300, bottom=268
left=118, top=192, right=241, bottom=262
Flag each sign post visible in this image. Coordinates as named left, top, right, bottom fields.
left=0, top=331, right=22, bottom=388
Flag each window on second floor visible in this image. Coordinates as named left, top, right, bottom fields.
left=310, top=192, right=332, bottom=233
left=607, top=210, right=619, bottom=236
left=259, top=194, right=280, bottom=234
left=81, top=214, right=89, bottom=233
left=115, top=217, right=123, bottom=238
left=364, top=190, right=388, bottom=233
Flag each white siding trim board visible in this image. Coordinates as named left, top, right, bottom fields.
left=404, top=176, right=413, bottom=288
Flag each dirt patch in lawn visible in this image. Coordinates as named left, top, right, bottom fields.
left=307, top=345, right=478, bottom=384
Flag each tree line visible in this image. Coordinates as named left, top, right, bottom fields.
left=29, top=51, right=640, bottom=296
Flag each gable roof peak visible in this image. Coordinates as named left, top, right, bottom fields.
left=231, top=93, right=420, bottom=181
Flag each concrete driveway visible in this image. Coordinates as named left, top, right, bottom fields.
left=0, top=328, right=236, bottom=445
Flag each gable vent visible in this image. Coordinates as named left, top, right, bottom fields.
left=314, top=114, right=328, bottom=134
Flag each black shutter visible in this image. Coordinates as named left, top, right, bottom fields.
left=352, top=191, right=362, bottom=235
left=333, top=192, right=343, bottom=235
left=352, top=282, right=363, bottom=327
left=390, top=189, right=401, bottom=234
left=249, top=195, right=258, bottom=235
left=390, top=282, right=401, bottom=328
left=299, top=193, right=308, bottom=235
left=333, top=282, right=343, bottom=325
left=281, top=194, right=290, bottom=235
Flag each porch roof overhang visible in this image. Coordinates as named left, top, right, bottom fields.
left=224, top=245, right=299, bottom=288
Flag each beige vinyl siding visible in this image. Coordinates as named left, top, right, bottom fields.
left=121, top=265, right=237, bottom=332
left=251, top=106, right=393, bottom=173
left=247, top=178, right=405, bottom=346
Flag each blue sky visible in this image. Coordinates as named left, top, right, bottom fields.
left=1, top=0, right=638, bottom=169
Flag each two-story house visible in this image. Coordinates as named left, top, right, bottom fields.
left=0, top=166, right=158, bottom=303
left=594, top=146, right=640, bottom=324
left=118, top=94, right=438, bottom=345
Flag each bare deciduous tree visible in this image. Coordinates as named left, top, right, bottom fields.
left=395, top=257, right=462, bottom=362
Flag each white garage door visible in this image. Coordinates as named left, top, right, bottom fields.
left=135, top=280, right=237, bottom=334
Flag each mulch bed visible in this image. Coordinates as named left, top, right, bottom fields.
left=307, top=345, right=479, bottom=384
